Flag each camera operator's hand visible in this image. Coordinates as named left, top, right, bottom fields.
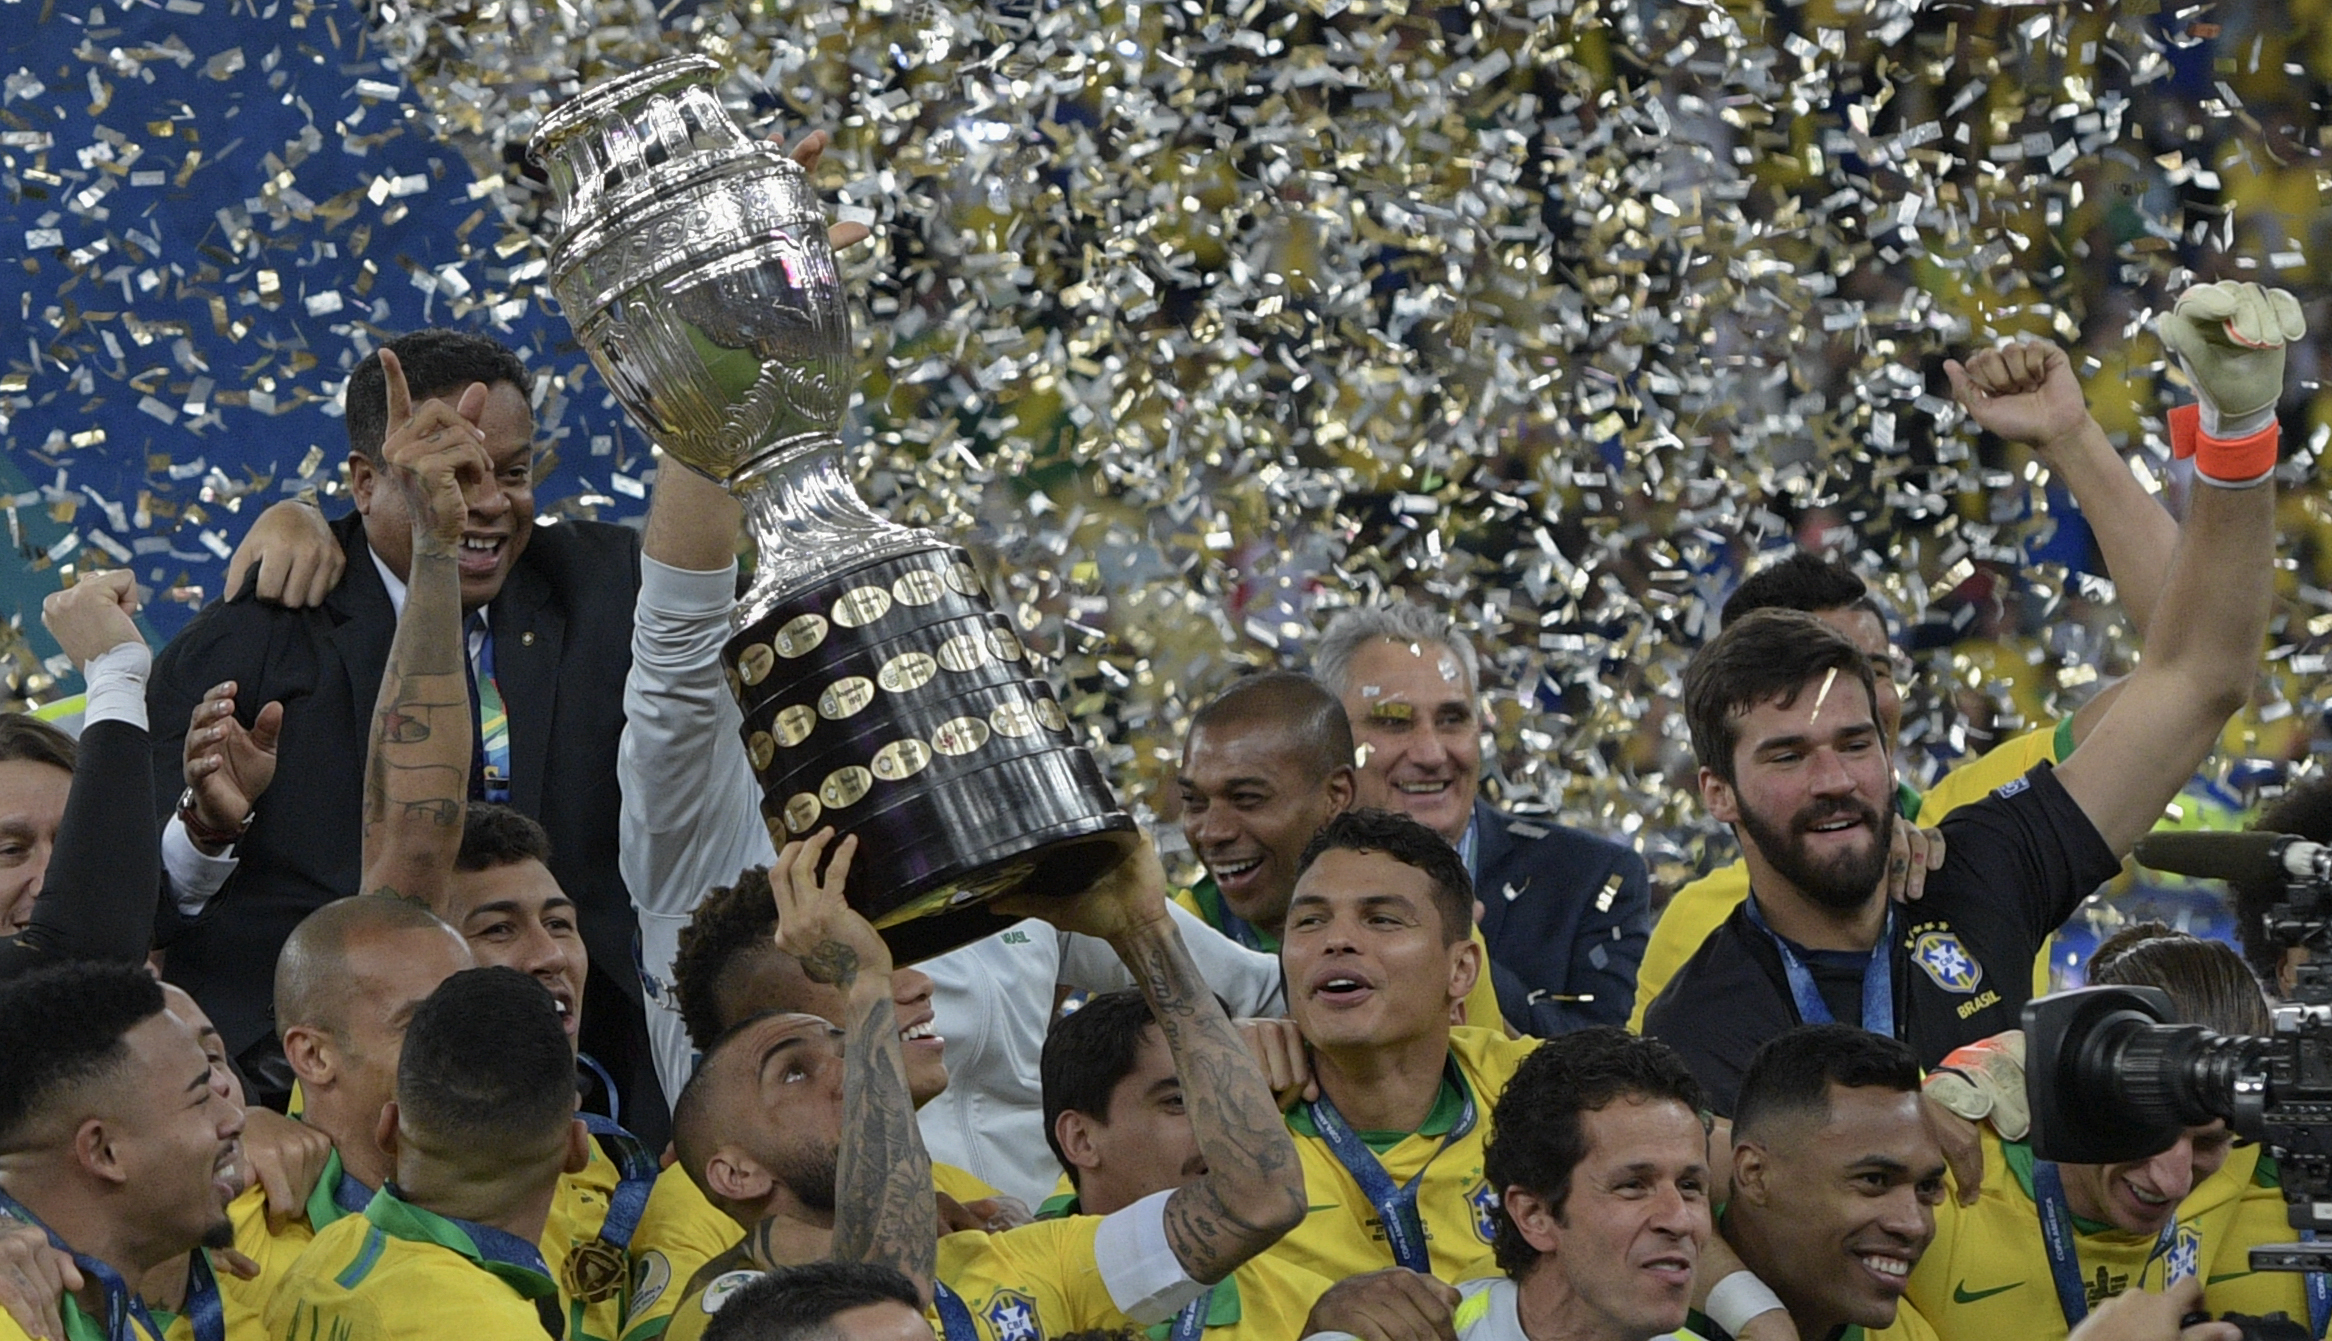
left=2069, top=1276, right=2238, bottom=1341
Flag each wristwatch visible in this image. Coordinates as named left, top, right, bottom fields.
left=177, top=786, right=255, bottom=851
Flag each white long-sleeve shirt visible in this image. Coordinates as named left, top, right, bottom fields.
left=618, top=554, right=1284, bottom=1206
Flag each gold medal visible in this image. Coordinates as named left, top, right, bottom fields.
left=820, top=766, right=873, bottom=809
left=773, top=703, right=818, bottom=747
left=565, top=1238, right=627, bottom=1304
left=831, top=585, right=893, bottom=629
left=773, top=613, right=829, bottom=659
left=819, top=676, right=876, bottom=721
left=892, top=569, right=945, bottom=606
left=936, top=633, right=991, bottom=673
left=784, top=792, right=823, bottom=834
left=736, top=642, right=776, bottom=686
left=878, top=651, right=939, bottom=694
left=872, top=738, right=933, bottom=782
left=931, top=716, right=991, bottom=756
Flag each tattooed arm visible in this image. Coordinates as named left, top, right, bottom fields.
left=358, top=348, right=491, bottom=912
left=765, top=827, right=937, bottom=1298
left=1002, top=844, right=1306, bottom=1284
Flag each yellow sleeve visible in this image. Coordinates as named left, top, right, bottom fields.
left=1461, top=927, right=1505, bottom=1031
left=622, top=1165, right=744, bottom=1341
left=220, top=1184, right=308, bottom=1336
left=1912, top=725, right=2063, bottom=827
left=940, top=1219, right=1125, bottom=1339
left=934, top=1162, right=1006, bottom=1207
left=270, top=1294, right=393, bottom=1341
left=1631, top=862, right=1749, bottom=1032
left=0, top=1314, right=28, bottom=1341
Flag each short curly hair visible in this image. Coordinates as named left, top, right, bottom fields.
left=672, top=867, right=780, bottom=1054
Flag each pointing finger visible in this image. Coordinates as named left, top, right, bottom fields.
left=379, top=348, right=412, bottom=435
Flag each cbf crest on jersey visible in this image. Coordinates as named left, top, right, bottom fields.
left=985, top=1289, right=1043, bottom=1341
left=1469, top=1181, right=1501, bottom=1243
left=2165, top=1224, right=2202, bottom=1285
left=1909, top=927, right=1983, bottom=994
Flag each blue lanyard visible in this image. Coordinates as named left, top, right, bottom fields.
left=1303, top=1060, right=1477, bottom=1275
left=177, top=1248, right=225, bottom=1341
left=2301, top=1229, right=2330, bottom=1338
left=0, top=1188, right=164, bottom=1341
left=579, top=1111, right=657, bottom=1250
left=1167, top=1286, right=1213, bottom=1341
left=2033, top=1158, right=2178, bottom=1327
left=931, top=1281, right=979, bottom=1341
left=1744, top=895, right=1894, bottom=1037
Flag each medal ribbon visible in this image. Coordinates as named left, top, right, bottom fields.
left=1303, top=1059, right=1477, bottom=1275
left=0, top=1187, right=164, bottom=1341
left=931, top=1281, right=979, bottom=1341
left=1744, top=895, right=1894, bottom=1037
left=1166, top=1286, right=1213, bottom=1341
left=2033, top=1158, right=2176, bottom=1328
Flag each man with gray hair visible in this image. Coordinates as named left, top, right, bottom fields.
left=1313, top=602, right=1649, bottom=1032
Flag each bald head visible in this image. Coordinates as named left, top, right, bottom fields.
left=275, top=896, right=466, bottom=1038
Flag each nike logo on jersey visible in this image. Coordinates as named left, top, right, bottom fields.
left=1953, top=1281, right=2025, bottom=1304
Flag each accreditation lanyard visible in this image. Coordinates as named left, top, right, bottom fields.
left=0, top=1187, right=165, bottom=1341
left=2033, top=1158, right=2178, bottom=1328
left=1164, top=1286, right=1215, bottom=1341
left=1744, top=895, right=1894, bottom=1037
left=1304, top=1060, right=1477, bottom=1275
left=931, top=1281, right=979, bottom=1341
left=2300, top=1229, right=2330, bottom=1338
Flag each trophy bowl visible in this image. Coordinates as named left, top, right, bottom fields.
left=533, top=55, right=1136, bottom=961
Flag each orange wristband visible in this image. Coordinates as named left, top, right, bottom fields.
left=2168, top=402, right=2278, bottom=482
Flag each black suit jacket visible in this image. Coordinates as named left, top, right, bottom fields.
left=1472, top=798, right=1651, bottom=1035
left=146, top=511, right=665, bottom=1142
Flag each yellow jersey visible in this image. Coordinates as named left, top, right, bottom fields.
left=265, top=1186, right=563, bottom=1341
left=1905, top=1127, right=2254, bottom=1341
left=620, top=1159, right=1002, bottom=1341
left=147, top=1185, right=306, bottom=1341
left=1269, top=1025, right=1537, bottom=1285
left=1173, top=883, right=1507, bottom=1032
left=1631, top=722, right=2069, bottom=1030
left=2195, top=1153, right=2315, bottom=1324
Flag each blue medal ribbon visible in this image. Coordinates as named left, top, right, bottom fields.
left=1303, top=1059, right=1477, bottom=1275
left=179, top=1247, right=225, bottom=1341
left=1167, top=1286, right=1213, bottom=1341
left=2033, top=1158, right=2177, bottom=1328
left=0, top=1188, right=164, bottom=1341
left=578, top=1111, right=657, bottom=1250
left=932, top=1281, right=978, bottom=1341
left=1743, top=895, right=1894, bottom=1037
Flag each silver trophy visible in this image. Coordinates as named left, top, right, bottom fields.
left=533, top=55, right=1134, bottom=961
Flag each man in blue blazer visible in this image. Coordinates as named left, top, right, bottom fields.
left=1313, top=602, right=1649, bottom=1034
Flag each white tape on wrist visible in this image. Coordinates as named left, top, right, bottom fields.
left=1706, top=1272, right=1788, bottom=1335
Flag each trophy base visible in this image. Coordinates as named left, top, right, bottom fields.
left=724, top=544, right=1139, bottom=964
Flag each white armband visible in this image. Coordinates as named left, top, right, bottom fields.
left=1093, top=1188, right=1207, bottom=1325
left=1705, top=1271, right=1787, bottom=1336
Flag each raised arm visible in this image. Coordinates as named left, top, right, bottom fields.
left=765, top=827, right=936, bottom=1298
left=1008, top=844, right=1305, bottom=1284
left=358, top=348, right=490, bottom=908
left=0, top=570, right=160, bottom=970
left=1948, top=340, right=2183, bottom=748
left=2051, top=284, right=2300, bottom=855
